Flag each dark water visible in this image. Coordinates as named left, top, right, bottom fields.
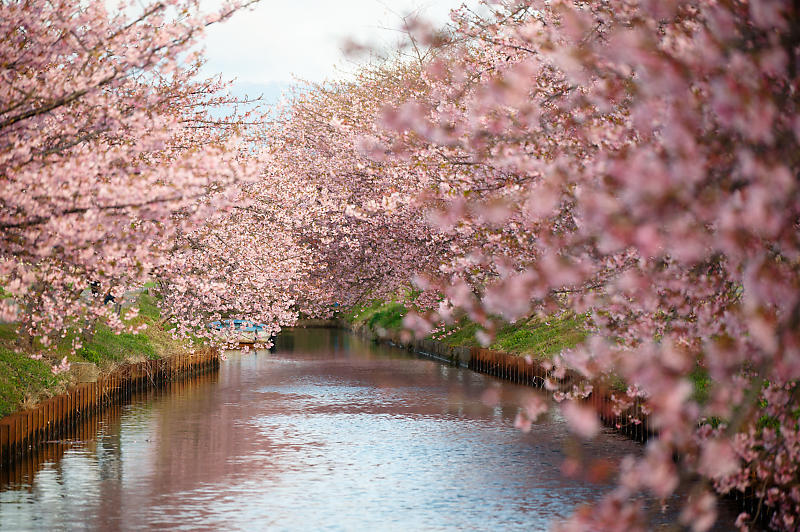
left=0, top=329, right=740, bottom=530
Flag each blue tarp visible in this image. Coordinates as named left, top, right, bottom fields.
left=207, top=319, right=267, bottom=333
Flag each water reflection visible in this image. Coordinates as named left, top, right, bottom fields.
left=0, top=329, right=739, bottom=530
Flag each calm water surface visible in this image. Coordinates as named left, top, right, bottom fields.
left=0, top=329, right=740, bottom=530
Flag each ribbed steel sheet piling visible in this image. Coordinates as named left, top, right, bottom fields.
left=1, top=423, right=9, bottom=465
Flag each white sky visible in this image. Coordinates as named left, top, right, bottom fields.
left=200, top=0, right=481, bottom=103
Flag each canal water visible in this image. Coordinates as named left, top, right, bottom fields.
left=0, top=328, right=741, bottom=530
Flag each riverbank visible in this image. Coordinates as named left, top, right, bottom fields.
left=340, top=299, right=587, bottom=361
left=0, top=348, right=220, bottom=465
left=0, top=289, right=198, bottom=417
left=0, top=288, right=225, bottom=464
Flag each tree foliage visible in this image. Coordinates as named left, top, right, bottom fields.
left=262, top=1, right=800, bottom=529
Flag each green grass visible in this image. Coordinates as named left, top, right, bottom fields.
left=430, top=314, right=588, bottom=359
left=0, top=346, right=66, bottom=417
left=0, top=322, right=17, bottom=341
left=344, top=299, right=588, bottom=360
left=491, top=316, right=588, bottom=359
left=690, top=366, right=711, bottom=404
left=345, top=299, right=408, bottom=331
left=73, top=325, right=158, bottom=364
left=367, top=303, right=407, bottom=330
left=435, top=321, right=483, bottom=347
left=137, top=290, right=162, bottom=321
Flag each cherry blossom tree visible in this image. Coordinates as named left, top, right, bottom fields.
left=0, top=0, right=264, bottom=348
left=155, top=163, right=314, bottom=344
left=258, top=66, right=459, bottom=315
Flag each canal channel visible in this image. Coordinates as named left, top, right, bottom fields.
left=0, top=328, right=741, bottom=530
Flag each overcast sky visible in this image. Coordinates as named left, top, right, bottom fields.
left=200, top=1, right=480, bottom=104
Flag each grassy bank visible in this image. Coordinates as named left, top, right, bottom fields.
left=342, top=299, right=588, bottom=361
left=0, top=289, right=190, bottom=417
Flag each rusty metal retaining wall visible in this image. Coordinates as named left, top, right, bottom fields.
left=0, top=349, right=220, bottom=467
left=468, top=348, right=654, bottom=443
